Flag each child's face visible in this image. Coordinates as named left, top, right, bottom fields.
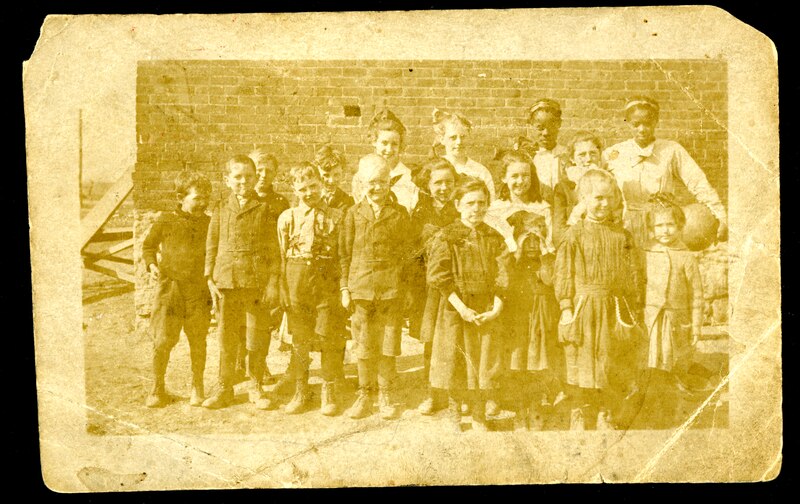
left=456, top=189, right=488, bottom=227
left=319, top=165, right=342, bottom=192
left=583, top=181, right=616, bottom=221
left=572, top=140, right=601, bottom=168
left=428, top=168, right=455, bottom=205
left=372, top=130, right=402, bottom=165
left=529, top=110, right=561, bottom=151
left=652, top=212, right=681, bottom=246
left=441, top=122, right=469, bottom=159
left=293, top=176, right=323, bottom=208
left=627, top=108, right=658, bottom=147
left=255, top=160, right=276, bottom=195
left=179, top=187, right=210, bottom=216
left=225, top=162, right=257, bottom=197
left=502, top=162, right=532, bottom=200
left=364, top=166, right=391, bottom=205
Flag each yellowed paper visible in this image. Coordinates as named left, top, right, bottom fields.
left=25, top=7, right=780, bottom=490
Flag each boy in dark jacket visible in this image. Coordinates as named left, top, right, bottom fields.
left=202, top=155, right=281, bottom=410
left=142, top=171, right=213, bottom=408
left=339, top=154, right=413, bottom=420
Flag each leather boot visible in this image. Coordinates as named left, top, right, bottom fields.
left=202, top=387, right=234, bottom=409
left=320, top=381, right=338, bottom=416
left=146, top=379, right=168, bottom=408
left=348, top=388, right=373, bottom=419
left=249, top=379, right=273, bottom=411
left=284, top=379, right=309, bottom=415
left=379, top=387, right=400, bottom=420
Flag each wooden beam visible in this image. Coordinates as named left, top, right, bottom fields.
left=89, top=230, right=133, bottom=243
left=83, top=253, right=133, bottom=265
left=83, top=258, right=135, bottom=283
left=87, top=238, right=134, bottom=258
left=80, top=166, right=133, bottom=251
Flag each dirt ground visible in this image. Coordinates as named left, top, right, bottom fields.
left=82, top=269, right=729, bottom=438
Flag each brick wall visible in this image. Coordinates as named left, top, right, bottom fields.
left=134, top=59, right=727, bottom=210
left=131, top=59, right=728, bottom=324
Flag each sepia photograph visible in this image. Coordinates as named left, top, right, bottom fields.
left=25, top=6, right=781, bottom=490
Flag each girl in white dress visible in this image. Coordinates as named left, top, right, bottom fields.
left=351, top=108, right=420, bottom=214
left=432, top=108, right=496, bottom=201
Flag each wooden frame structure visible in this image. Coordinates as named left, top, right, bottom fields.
left=81, top=166, right=134, bottom=283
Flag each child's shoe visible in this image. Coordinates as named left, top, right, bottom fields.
left=284, top=380, right=309, bottom=415
left=249, top=380, right=274, bottom=410
left=189, top=385, right=204, bottom=407
left=446, top=398, right=463, bottom=433
left=513, top=407, right=529, bottom=431
left=379, top=388, right=400, bottom=420
left=145, top=390, right=169, bottom=408
left=348, top=388, right=373, bottom=419
left=570, top=407, right=585, bottom=431
left=596, top=410, right=616, bottom=431
left=146, top=381, right=168, bottom=408
left=202, top=388, right=234, bottom=409
left=485, top=399, right=500, bottom=417
left=471, top=400, right=488, bottom=432
left=529, top=406, right=545, bottom=431
left=419, top=389, right=446, bottom=415
left=320, top=382, right=338, bottom=417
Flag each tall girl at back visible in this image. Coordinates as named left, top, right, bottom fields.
left=432, top=108, right=496, bottom=201
left=352, top=108, right=419, bottom=214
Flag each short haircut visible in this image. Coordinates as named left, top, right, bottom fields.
left=453, top=176, right=490, bottom=203
left=225, top=154, right=257, bottom=174
left=569, top=130, right=603, bottom=159
left=313, top=145, right=346, bottom=172
left=174, top=170, right=212, bottom=197
left=646, top=193, right=686, bottom=229
left=506, top=210, right=546, bottom=237
left=248, top=148, right=279, bottom=171
left=289, top=162, right=321, bottom=184
left=495, top=149, right=542, bottom=203
left=358, top=153, right=388, bottom=175
left=576, top=169, right=620, bottom=204
left=624, top=96, right=660, bottom=120
left=414, top=157, right=458, bottom=191
left=432, top=108, right=473, bottom=138
left=368, top=108, right=406, bottom=144
left=527, top=98, right=562, bottom=123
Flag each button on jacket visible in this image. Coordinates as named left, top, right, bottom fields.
left=205, top=192, right=281, bottom=290
left=142, top=207, right=210, bottom=284
left=339, top=198, right=413, bottom=301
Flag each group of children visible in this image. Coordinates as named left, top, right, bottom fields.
left=142, top=96, right=726, bottom=432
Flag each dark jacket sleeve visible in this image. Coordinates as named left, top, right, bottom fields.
left=554, top=226, right=578, bottom=311
left=426, top=230, right=456, bottom=299
left=552, top=182, right=571, bottom=248
left=338, top=207, right=355, bottom=291
left=141, top=214, right=164, bottom=270
left=625, top=230, right=644, bottom=310
left=204, top=204, right=220, bottom=279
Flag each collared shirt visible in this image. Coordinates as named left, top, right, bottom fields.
left=533, top=144, right=569, bottom=205
left=603, top=138, right=726, bottom=223
left=366, top=198, right=385, bottom=220
left=277, top=203, right=339, bottom=260
left=444, top=155, right=496, bottom=201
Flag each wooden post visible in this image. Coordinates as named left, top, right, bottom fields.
left=78, top=108, right=83, bottom=208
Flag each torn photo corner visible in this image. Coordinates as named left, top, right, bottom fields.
left=25, top=6, right=780, bottom=491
